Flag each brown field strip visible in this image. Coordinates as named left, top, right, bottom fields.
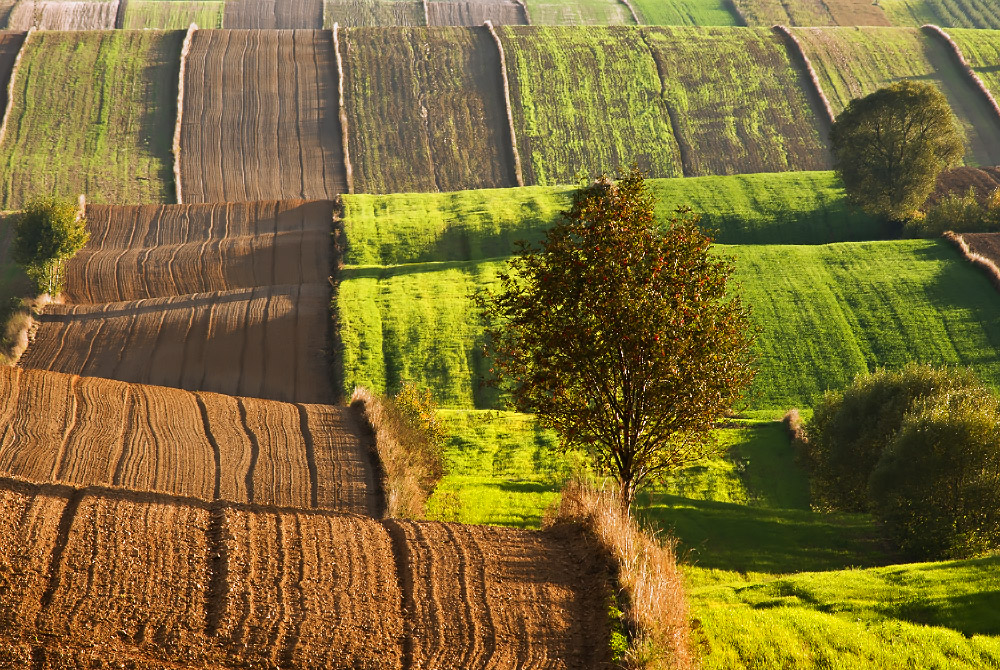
left=0, top=478, right=609, bottom=668
left=427, top=1, right=528, bottom=26
left=0, top=367, right=379, bottom=513
left=5, top=0, right=119, bottom=29
left=223, top=0, right=323, bottom=28
left=67, top=200, right=332, bottom=303
left=179, top=29, right=347, bottom=202
left=960, top=233, right=1000, bottom=265
left=0, top=31, right=24, bottom=117
left=342, top=26, right=517, bottom=193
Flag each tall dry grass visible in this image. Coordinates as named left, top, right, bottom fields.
left=551, top=481, right=695, bottom=670
left=922, top=25, right=1000, bottom=124
left=773, top=25, right=835, bottom=128
left=173, top=23, right=197, bottom=204
left=945, top=230, right=1000, bottom=293
left=351, top=387, right=443, bottom=519
left=332, top=23, right=354, bottom=194
left=484, top=20, right=524, bottom=186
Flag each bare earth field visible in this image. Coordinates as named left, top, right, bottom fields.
left=0, top=478, right=611, bottom=668
left=0, top=367, right=380, bottom=512
left=179, top=29, right=348, bottom=202
left=222, top=0, right=323, bottom=27
left=427, top=0, right=528, bottom=26
left=5, top=0, right=119, bottom=29
left=961, top=232, right=1000, bottom=265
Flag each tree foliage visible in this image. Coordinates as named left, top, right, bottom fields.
left=831, top=81, right=964, bottom=223
left=12, top=198, right=89, bottom=295
left=478, top=169, right=756, bottom=511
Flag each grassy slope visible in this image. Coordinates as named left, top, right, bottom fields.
left=948, top=29, right=1000, bottom=102
left=731, top=0, right=832, bottom=25
left=499, top=26, right=681, bottom=185
left=791, top=26, right=1000, bottom=167
left=642, top=27, right=830, bottom=175
left=0, top=30, right=180, bottom=208
left=122, top=2, right=224, bottom=29
left=630, top=0, right=739, bottom=26
left=521, top=0, right=635, bottom=25
left=882, top=0, right=1000, bottom=28
left=341, top=172, right=874, bottom=266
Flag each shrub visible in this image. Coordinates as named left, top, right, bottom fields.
left=806, top=365, right=982, bottom=511
left=351, top=384, right=445, bottom=518
left=12, top=198, right=89, bottom=295
left=909, top=187, right=1000, bottom=237
left=869, top=390, right=1000, bottom=559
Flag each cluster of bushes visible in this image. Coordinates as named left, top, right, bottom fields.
left=803, top=365, right=1000, bottom=559
left=909, top=187, right=1000, bottom=237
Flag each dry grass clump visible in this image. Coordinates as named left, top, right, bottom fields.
left=551, top=481, right=695, bottom=670
left=351, top=385, right=444, bottom=519
left=945, top=230, right=1000, bottom=293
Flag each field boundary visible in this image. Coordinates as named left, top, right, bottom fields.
left=485, top=21, right=523, bottom=187
left=639, top=29, right=691, bottom=176
left=332, top=24, right=354, bottom=194
left=923, top=24, right=1000, bottom=129
left=944, top=231, right=1000, bottom=292
left=173, top=23, right=197, bottom=205
left=772, top=25, right=835, bottom=129
left=295, top=403, right=320, bottom=508
left=618, top=0, right=640, bottom=23
left=512, top=0, right=529, bottom=23
left=0, top=27, right=32, bottom=152
left=421, top=0, right=429, bottom=25
left=114, top=0, right=127, bottom=28
left=381, top=519, right=417, bottom=669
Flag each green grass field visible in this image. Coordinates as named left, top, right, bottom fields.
left=499, top=26, right=682, bottom=185
left=340, top=171, right=876, bottom=266
left=642, top=27, right=830, bottom=175
left=882, top=0, right=1000, bottom=28
left=340, top=236, right=1000, bottom=411
left=0, top=30, right=181, bottom=208
left=947, top=29, right=1000, bottom=103
left=791, top=26, right=1000, bottom=167
left=521, top=0, right=635, bottom=25
left=122, top=1, right=225, bottom=29
left=630, top=0, right=739, bottom=25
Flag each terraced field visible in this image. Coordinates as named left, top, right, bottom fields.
left=882, top=0, right=1000, bottom=29
left=5, top=0, right=119, bottom=30
left=499, top=26, right=681, bottom=184
left=222, top=0, right=323, bottom=27
left=179, top=29, right=347, bottom=203
left=0, top=30, right=180, bottom=208
left=341, top=26, right=518, bottom=193
left=642, top=27, right=830, bottom=175
left=630, top=0, right=739, bottom=25
left=20, top=201, right=335, bottom=404
left=122, top=1, right=225, bottom=29
left=792, top=26, right=1000, bottom=168
left=0, top=477, right=611, bottom=668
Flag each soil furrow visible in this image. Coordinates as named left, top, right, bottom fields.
left=296, top=404, right=319, bottom=508
left=196, top=393, right=223, bottom=500
left=238, top=399, right=260, bottom=505
left=381, top=519, right=416, bottom=670
left=204, top=501, right=230, bottom=636
left=37, top=487, right=84, bottom=612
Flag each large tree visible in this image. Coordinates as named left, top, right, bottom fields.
left=12, top=198, right=89, bottom=296
left=831, top=80, right=964, bottom=224
left=479, top=170, right=756, bottom=512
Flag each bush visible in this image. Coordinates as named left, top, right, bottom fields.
left=12, top=198, right=89, bottom=295
left=869, top=390, right=1000, bottom=559
left=806, top=365, right=982, bottom=511
left=909, top=187, right=1000, bottom=237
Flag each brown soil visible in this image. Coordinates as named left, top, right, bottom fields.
left=927, top=166, right=1000, bottom=208
left=0, top=367, right=381, bottom=514
left=223, top=0, right=323, bottom=27
left=824, top=0, right=891, bottom=26
left=0, top=478, right=609, bottom=669
left=961, top=232, right=1000, bottom=265
left=179, top=30, right=347, bottom=202
left=6, top=0, right=119, bottom=29
left=427, top=1, right=528, bottom=26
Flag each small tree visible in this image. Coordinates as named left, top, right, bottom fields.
left=12, top=198, right=89, bottom=295
left=831, top=81, right=964, bottom=224
left=478, top=169, right=756, bottom=512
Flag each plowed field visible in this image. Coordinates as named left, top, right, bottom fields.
left=427, top=0, right=528, bottom=26
left=961, top=233, right=1000, bottom=265
left=792, top=26, right=1000, bottom=167
left=5, top=0, right=119, bottom=29
left=0, top=30, right=180, bottom=208
left=323, top=0, right=423, bottom=26
left=732, top=0, right=890, bottom=25
left=222, top=0, right=323, bottom=27
left=642, top=27, right=830, bottom=175
left=0, top=479, right=610, bottom=668
left=0, top=367, right=380, bottom=512
left=20, top=200, right=335, bottom=404
left=179, top=29, right=347, bottom=203
left=342, top=26, right=518, bottom=193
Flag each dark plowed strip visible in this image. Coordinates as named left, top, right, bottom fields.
left=0, top=31, right=25, bottom=116
left=223, top=0, right=323, bottom=28
left=180, top=30, right=346, bottom=202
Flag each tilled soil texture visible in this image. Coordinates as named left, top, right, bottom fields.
left=0, top=480, right=402, bottom=668
left=5, top=0, right=119, bottom=29
left=20, top=200, right=335, bottom=404
left=427, top=0, right=528, bottom=26
left=0, top=31, right=24, bottom=115
left=343, top=26, right=518, bottom=193
left=961, top=233, right=1000, bottom=266
left=0, top=479, right=611, bottom=669
left=322, top=0, right=424, bottom=27
left=66, top=201, right=331, bottom=303
left=0, top=367, right=380, bottom=513
left=222, top=0, right=323, bottom=27
left=928, top=166, right=1000, bottom=208
left=180, top=30, right=347, bottom=202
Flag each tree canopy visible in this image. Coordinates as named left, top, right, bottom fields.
left=12, top=198, right=89, bottom=295
left=479, top=169, right=756, bottom=511
left=831, top=80, right=964, bottom=223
